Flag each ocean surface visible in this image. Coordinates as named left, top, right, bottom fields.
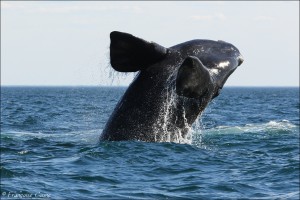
left=1, top=86, right=299, bottom=200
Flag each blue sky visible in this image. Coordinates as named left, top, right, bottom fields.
left=1, top=1, right=299, bottom=86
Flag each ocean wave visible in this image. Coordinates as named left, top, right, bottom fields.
left=0, top=129, right=101, bottom=145
left=200, top=120, right=298, bottom=135
left=1, top=120, right=298, bottom=147
left=253, top=191, right=300, bottom=200
left=22, top=116, right=39, bottom=126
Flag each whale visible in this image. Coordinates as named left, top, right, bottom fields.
left=100, top=31, right=244, bottom=142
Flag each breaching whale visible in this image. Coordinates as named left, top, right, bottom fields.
left=100, top=31, right=244, bottom=142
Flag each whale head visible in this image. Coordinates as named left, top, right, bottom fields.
left=174, top=39, right=244, bottom=100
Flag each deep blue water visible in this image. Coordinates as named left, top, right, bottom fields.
left=1, top=87, right=299, bottom=199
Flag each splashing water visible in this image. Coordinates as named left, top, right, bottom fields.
left=153, top=60, right=196, bottom=144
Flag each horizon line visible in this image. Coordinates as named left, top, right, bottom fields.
left=1, top=85, right=299, bottom=88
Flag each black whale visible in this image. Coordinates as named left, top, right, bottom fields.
left=100, top=31, right=244, bottom=142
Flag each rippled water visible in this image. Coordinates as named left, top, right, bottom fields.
left=1, top=87, right=299, bottom=199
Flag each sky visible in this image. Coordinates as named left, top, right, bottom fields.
left=1, top=1, right=299, bottom=86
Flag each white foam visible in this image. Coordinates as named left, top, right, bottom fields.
left=201, top=120, right=297, bottom=135
left=18, top=150, right=29, bottom=155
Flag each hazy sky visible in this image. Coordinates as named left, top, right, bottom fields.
left=1, top=1, right=299, bottom=86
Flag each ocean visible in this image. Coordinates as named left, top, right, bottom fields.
left=1, top=86, right=299, bottom=199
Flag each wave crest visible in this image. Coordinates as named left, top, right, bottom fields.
left=198, top=120, right=297, bottom=136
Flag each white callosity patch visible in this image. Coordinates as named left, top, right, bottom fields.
left=209, top=60, right=230, bottom=76
left=193, top=49, right=200, bottom=54
left=210, top=69, right=219, bottom=76
left=218, top=61, right=230, bottom=68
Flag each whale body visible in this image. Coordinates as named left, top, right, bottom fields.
left=100, top=31, right=244, bottom=142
